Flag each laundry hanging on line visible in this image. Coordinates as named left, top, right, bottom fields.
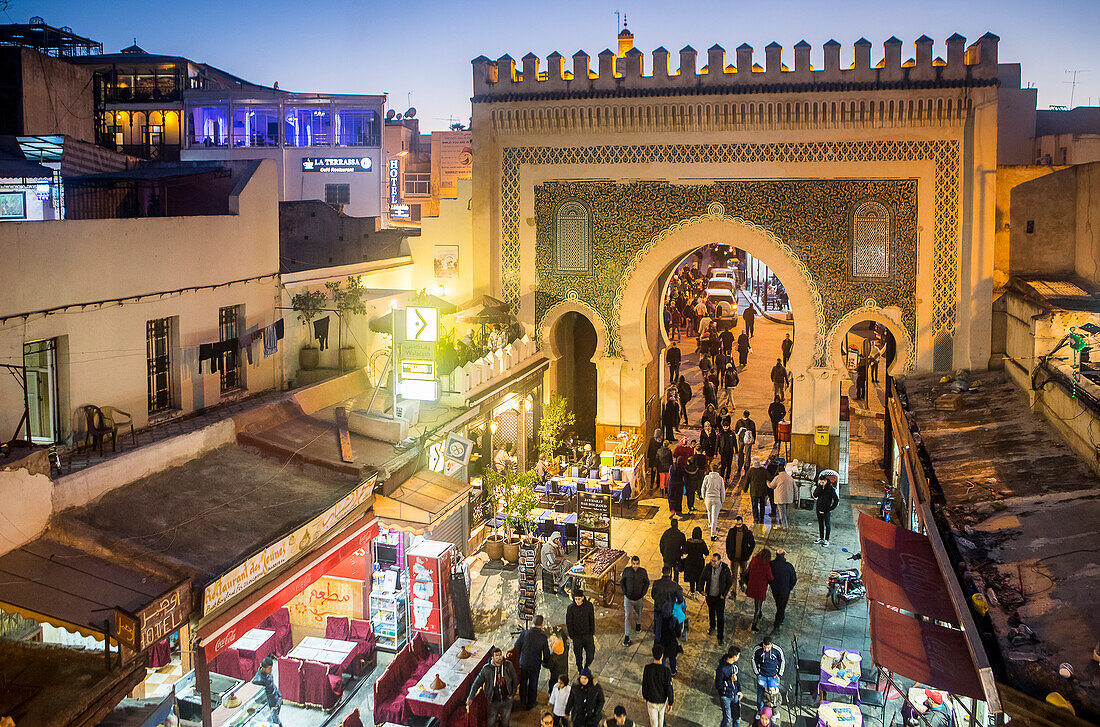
left=262, top=318, right=284, bottom=358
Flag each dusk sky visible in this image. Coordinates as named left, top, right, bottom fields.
left=18, top=0, right=1100, bottom=131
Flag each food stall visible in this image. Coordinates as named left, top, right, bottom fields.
left=599, top=432, right=643, bottom=491
left=568, top=548, right=627, bottom=606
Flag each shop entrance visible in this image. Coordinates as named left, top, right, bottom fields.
left=551, top=310, right=598, bottom=445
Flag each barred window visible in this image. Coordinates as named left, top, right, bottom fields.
left=556, top=201, right=590, bottom=272
left=852, top=201, right=891, bottom=278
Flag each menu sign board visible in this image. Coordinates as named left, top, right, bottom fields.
left=203, top=476, right=376, bottom=614
left=408, top=554, right=442, bottom=636
left=578, top=491, right=611, bottom=521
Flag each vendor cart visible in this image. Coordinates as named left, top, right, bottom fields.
left=568, top=548, right=627, bottom=607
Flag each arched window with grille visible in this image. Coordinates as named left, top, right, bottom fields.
left=556, top=201, right=590, bottom=272
left=851, top=201, right=892, bottom=278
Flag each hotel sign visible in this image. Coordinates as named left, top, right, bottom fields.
left=202, top=476, right=377, bottom=615
left=111, top=580, right=191, bottom=652
left=301, top=156, right=372, bottom=173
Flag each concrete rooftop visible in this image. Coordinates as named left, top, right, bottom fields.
left=898, top=370, right=1100, bottom=721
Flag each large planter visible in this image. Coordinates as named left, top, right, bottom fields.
left=503, top=536, right=521, bottom=563
left=483, top=534, right=504, bottom=561
left=299, top=346, right=319, bottom=370
left=339, top=346, right=357, bottom=371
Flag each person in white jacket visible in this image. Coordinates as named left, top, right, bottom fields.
left=701, top=465, right=727, bottom=541
left=548, top=674, right=572, bottom=726
left=767, top=465, right=798, bottom=529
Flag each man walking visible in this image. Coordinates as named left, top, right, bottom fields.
left=854, top=355, right=868, bottom=402
left=514, top=614, right=552, bottom=709
left=666, top=341, right=681, bottom=383
left=659, top=518, right=686, bottom=583
left=252, top=657, right=283, bottom=726
left=620, top=555, right=650, bottom=646
left=469, top=646, right=518, bottom=727
left=781, top=333, right=793, bottom=367
left=676, top=376, right=693, bottom=427
left=745, top=459, right=771, bottom=527
left=642, top=645, right=675, bottom=727
left=742, top=304, right=755, bottom=338
left=736, top=329, right=751, bottom=368
left=567, top=590, right=596, bottom=672
left=725, top=516, right=756, bottom=596
left=661, top=391, right=680, bottom=444
left=715, top=646, right=743, bottom=727
left=751, top=637, right=785, bottom=710
left=767, top=396, right=786, bottom=444
left=646, top=428, right=663, bottom=491
left=701, top=465, right=727, bottom=540
left=769, top=359, right=787, bottom=402
left=768, top=549, right=798, bottom=630
left=734, top=411, right=756, bottom=478
left=650, top=565, right=684, bottom=621
left=697, top=552, right=733, bottom=642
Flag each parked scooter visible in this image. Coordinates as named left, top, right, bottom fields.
left=827, top=549, right=866, bottom=609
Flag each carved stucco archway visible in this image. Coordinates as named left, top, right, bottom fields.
left=826, top=300, right=915, bottom=376
left=616, top=212, right=828, bottom=373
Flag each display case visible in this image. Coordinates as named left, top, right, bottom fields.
left=223, top=688, right=280, bottom=727
left=369, top=586, right=408, bottom=652
left=600, top=432, right=643, bottom=486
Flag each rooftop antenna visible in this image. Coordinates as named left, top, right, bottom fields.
left=615, top=10, right=621, bottom=35
left=1065, top=69, right=1090, bottom=108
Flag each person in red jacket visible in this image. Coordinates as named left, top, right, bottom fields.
left=745, top=547, right=774, bottom=632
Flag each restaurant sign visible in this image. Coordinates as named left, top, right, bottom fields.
left=301, top=156, right=372, bottom=173
left=203, top=476, right=377, bottom=615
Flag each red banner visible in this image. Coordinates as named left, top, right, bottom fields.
left=408, top=553, right=442, bottom=636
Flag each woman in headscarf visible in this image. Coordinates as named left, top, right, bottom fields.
left=685, top=443, right=707, bottom=512
left=700, top=420, right=718, bottom=461
left=541, top=532, right=570, bottom=594
left=667, top=457, right=686, bottom=516
left=566, top=669, right=605, bottom=727
left=656, top=440, right=673, bottom=494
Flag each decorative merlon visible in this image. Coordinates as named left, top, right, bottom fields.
left=472, top=34, right=1001, bottom=98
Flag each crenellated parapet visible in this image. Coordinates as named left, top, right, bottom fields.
left=472, top=34, right=1001, bottom=100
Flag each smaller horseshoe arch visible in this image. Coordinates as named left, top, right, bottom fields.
left=825, top=301, right=914, bottom=376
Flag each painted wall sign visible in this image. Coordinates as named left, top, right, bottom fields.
left=301, top=156, right=373, bottom=173
left=203, top=476, right=377, bottom=615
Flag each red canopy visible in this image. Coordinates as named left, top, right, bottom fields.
left=857, top=512, right=959, bottom=626
left=868, top=600, right=985, bottom=700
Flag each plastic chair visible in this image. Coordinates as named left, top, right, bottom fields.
left=859, top=686, right=887, bottom=724
left=79, top=405, right=115, bottom=455
left=101, top=406, right=136, bottom=448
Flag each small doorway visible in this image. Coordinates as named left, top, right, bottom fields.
left=552, top=311, right=597, bottom=445
left=24, top=339, right=59, bottom=444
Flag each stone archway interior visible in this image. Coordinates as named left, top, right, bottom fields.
left=552, top=311, right=598, bottom=444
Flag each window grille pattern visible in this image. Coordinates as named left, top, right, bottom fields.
left=555, top=202, right=590, bottom=271
left=218, top=305, right=242, bottom=393
left=325, top=184, right=350, bottom=206
left=852, top=201, right=891, bottom=278
left=146, top=317, right=173, bottom=413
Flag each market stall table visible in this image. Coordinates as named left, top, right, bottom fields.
left=287, top=636, right=359, bottom=673
left=818, top=648, right=863, bottom=703
left=568, top=548, right=627, bottom=606
left=817, top=700, right=863, bottom=727
left=405, top=638, right=492, bottom=719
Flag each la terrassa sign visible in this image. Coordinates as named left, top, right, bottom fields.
left=202, top=476, right=377, bottom=615
left=301, top=156, right=373, bottom=173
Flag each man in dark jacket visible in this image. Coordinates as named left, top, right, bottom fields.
left=781, top=333, right=793, bottom=366
left=714, top=646, right=742, bottom=727
left=252, top=657, right=283, bottom=726
left=770, top=359, right=787, bottom=401
left=744, top=459, right=771, bottom=527
left=650, top=565, right=684, bottom=619
left=736, top=330, right=751, bottom=367
left=768, top=549, right=798, bottom=630
left=768, top=396, right=786, bottom=442
left=646, top=428, right=663, bottom=490
left=703, top=377, right=719, bottom=410
left=666, top=341, right=682, bottom=383
left=752, top=637, right=785, bottom=709
left=659, top=518, right=687, bottom=582
left=676, top=376, right=693, bottom=426
left=566, top=590, right=596, bottom=672
left=619, top=555, right=649, bottom=646
left=719, top=327, right=735, bottom=357
left=718, top=423, right=737, bottom=482
left=513, top=614, right=552, bottom=709
left=469, top=646, right=518, bottom=727
left=661, top=393, right=680, bottom=443
left=642, top=644, right=674, bottom=726
left=734, top=411, right=756, bottom=477
left=697, top=552, right=733, bottom=642
left=743, top=304, right=756, bottom=337
left=725, top=515, right=756, bottom=598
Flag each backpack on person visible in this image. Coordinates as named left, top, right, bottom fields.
left=742, top=429, right=755, bottom=446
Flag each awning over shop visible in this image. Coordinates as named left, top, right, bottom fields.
left=857, top=512, right=960, bottom=626
left=374, top=470, right=473, bottom=534
left=868, top=600, right=986, bottom=700
left=0, top=535, right=189, bottom=649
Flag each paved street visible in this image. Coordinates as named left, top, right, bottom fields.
left=466, top=309, right=886, bottom=726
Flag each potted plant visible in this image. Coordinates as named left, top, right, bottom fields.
left=480, top=469, right=505, bottom=561
left=502, top=470, right=540, bottom=563
left=290, top=289, right=327, bottom=370
left=539, top=393, right=575, bottom=467
left=325, top=276, right=368, bottom=371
